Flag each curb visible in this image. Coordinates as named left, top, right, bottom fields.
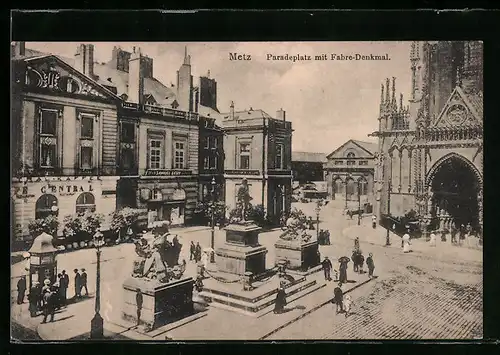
left=259, top=276, right=374, bottom=340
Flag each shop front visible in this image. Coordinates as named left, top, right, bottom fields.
left=137, top=179, right=196, bottom=227
left=11, top=176, right=119, bottom=241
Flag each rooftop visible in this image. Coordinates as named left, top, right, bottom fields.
left=292, top=152, right=327, bottom=163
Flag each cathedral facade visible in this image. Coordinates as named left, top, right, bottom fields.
left=373, top=41, right=483, bottom=237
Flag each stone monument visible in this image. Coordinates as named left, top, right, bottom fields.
left=121, top=221, right=193, bottom=331
left=215, top=178, right=268, bottom=276
left=274, top=208, right=320, bottom=274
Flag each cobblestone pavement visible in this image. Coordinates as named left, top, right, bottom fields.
left=267, top=220, right=483, bottom=340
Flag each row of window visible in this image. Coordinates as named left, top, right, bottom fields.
left=148, top=135, right=187, bottom=169
left=203, top=156, right=219, bottom=170
left=237, top=142, right=285, bottom=170
left=204, top=136, right=219, bottom=149
left=333, top=160, right=369, bottom=166
left=38, top=108, right=97, bottom=171
left=34, top=192, right=96, bottom=220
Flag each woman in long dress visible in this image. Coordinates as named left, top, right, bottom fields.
left=402, top=232, right=412, bottom=253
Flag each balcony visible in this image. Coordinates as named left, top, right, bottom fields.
left=121, top=102, right=199, bottom=121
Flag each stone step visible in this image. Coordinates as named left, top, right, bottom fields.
left=205, top=281, right=326, bottom=318
left=201, top=275, right=307, bottom=304
left=200, top=279, right=321, bottom=315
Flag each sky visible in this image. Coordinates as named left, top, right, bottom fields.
left=26, top=41, right=412, bottom=154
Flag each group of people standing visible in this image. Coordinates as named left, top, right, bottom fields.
left=189, top=241, right=203, bottom=263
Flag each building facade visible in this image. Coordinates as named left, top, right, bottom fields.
left=222, top=104, right=293, bottom=224
left=324, top=140, right=376, bottom=202
left=11, top=43, right=120, bottom=241
left=372, top=41, right=483, bottom=235
left=291, top=152, right=326, bottom=184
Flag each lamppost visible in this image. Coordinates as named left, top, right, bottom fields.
left=210, top=177, right=216, bottom=263
left=315, top=199, right=323, bottom=239
left=90, top=229, right=105, bottom=339
left=357, top=180, right=362, bottom=226
left=385, top=179, right=392, bottom=246
left=344, top=173, right=351, bottom=211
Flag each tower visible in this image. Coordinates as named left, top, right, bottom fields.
left=176, top=46, right=194, bottom=111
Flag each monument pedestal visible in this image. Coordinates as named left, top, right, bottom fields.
left=274, top=239, right=320, bottom=272
left=122, top=277, right=194, bottom=331
left=215, top=221, right=268, bottom=276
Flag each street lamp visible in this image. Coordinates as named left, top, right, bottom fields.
left=344, top=176, right=349, bottom=210
left=315, top=199, right=322, bottom=239
left=385, top=179, right=392, bottom=246
left=357, top=180, right=362, bottom=226
left=210, top=177, right=216, bottom=263
left=90, top=229, right=105, bottom=339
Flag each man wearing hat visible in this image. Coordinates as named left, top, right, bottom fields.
left=366, top=253, right=375, bottom=279
left=28, top=281, right=40, bottom=317
left=60, top=270, right=69, bottom=303
left=80, top=268, right=88, bottom=296
left=321, top=256, right=333, bottom=281
left=332, top=283, right=344, bottom=314
left=73, top=269, right=81, bottom=298
left=16, top=275, right=27, bottom=304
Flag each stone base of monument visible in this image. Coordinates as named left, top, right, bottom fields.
left=215, top=222, right=268, bottom=276
left=274, top=239, right=321, bottom=275
left=121, top=277, right=195, bottom=332
left=199, top=270, right=325, bottom=317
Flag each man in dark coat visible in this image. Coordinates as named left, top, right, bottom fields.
left=28, top=282, right=39, bottom=317
left=33, top=281, right=42, bottom=311
left=135, top=288, right=143, bottom=326
left=366, top=253, right=375, bottom=278
left=190, top=241, right=196, bottom=261
left=41, top=288, right=56, bottom=323
left=339, top=257, right=349, bottom=284
left=273, top=286, right=287, bottom=314
left=358, top=253, right=365, bottom=274
left=73, top=269, right=81, bottom=298
left=80, top=268, right=88, bottom=296
left=16, top=275, right=27, bottom=304
left=321, top=256, right=333, bottom=281
left=60, top=270, right=69, bottom=303
left=352, top=250, right=359, bottom=273
left=333, top=283, right=344, bottom=314
left=195, top=242, right=202, bottom=263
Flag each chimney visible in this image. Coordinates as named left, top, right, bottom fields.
left=74, top=44, right=95, bottom=78
left=128, top=47, right=144, bottom=104
left=13, top=42, right=26, bottom=57
left=230, top=101, right=235, bottom=119
left=276, top=108, right=286, bottom=121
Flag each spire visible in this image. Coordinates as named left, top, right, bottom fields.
left=385, top=78, right=390, bottom=105
left=183, top=46, right=190, bottom=65
left=391, top=77, right=397, bottom=108
left=380, top=83, right=384, bottom=108
left=207, top=69, right=211, bottom=78
left=400, top=93, right=404, bottom=112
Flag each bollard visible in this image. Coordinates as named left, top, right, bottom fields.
left=242, top=271, right=254, bottom=291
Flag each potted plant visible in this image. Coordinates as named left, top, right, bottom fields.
left=28, top=215, right=60, bottom=239
left=109, top=207, right=142, bottom=242
left=63, top=211, right=104, bottom=248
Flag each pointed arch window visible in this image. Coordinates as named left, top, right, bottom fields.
left=76, top=192, right=96, bottom=214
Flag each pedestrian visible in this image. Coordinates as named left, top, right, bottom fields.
left=33, top=281, right=42, bottom=311
left=28, top=282, right=39, bottom=317
left=358, top=252, right=365, bottom=274
left=372, top=215, right=377, bottom=229
left=352, top=250, right=359, bottom=273
left=321, top=256, right=333, bottom=281
left=16, top=275, right=27, bottom=304
left=366, top=253, right=375, bottom=278
left=52, top=281, right=62, bottom=310
left=41, top=278, right=51, bottom=306
left=190, top=241, right=196, bottom=261
left=60, top=270, right=69, bottom=303
left=343, top=294, right=354, bottom=318
left=333, top=283, right=344, bottom=314
left=325, top=230, right=331, bottom=245
left=273, top=286, right=287, bottom=314
left=402, top=231, right=412, bottom=253
left=41, top=288, right=56, bottom=323
left=338, top=257, right=349, bottom=284
left=135, top=288, right=143, bottom=326
left=429, top=232, right=437, bottom=247
left=80, top=268, right=88, bottom=296
left=354, top=237, right=360, bottom=251
left=73, top=269, right=81, bottom=298
left=195, top=242, right=202, bottom=263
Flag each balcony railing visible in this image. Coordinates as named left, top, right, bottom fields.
left=121, top=102, right=199, bottom=121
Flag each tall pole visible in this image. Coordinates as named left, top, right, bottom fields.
left=210, top=177, right=216, bottom=263
left=345, top=178, right=348, bottom=210
left=357, top=181, right=361, bottom=226
left=90, top=237, right=103, bottom=339
left=316, top=209, right=320, bottom=239
left=385, top=180, right=392, bottom=246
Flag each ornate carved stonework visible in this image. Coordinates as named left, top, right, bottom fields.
left=445, top=104, right=468, bottom=126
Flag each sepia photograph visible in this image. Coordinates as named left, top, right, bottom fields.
left=10, top=40, right=483, bottom=341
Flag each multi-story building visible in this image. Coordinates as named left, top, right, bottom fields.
left=372, top=41, right=483, bottom=234
left=222, top=103, right=293, bottom=224
left=291, top=152, right=327, bottom=184
left=11, top=42, right=121, bottom=241
left=324, top=139, right=376, bottom=201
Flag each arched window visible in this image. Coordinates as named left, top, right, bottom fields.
left=76, top=192, right=96, bottom=214
left=35, top=194, right=58, bottom=220
left=346, top=152, right=355, bottom=159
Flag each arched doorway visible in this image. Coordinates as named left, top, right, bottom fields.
left=428, top=154, right=482, bottom=232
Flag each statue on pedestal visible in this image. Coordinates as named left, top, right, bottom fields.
left=278, top=208, right=313, bottom=243
left=131, top=222, right=186, bottom=283
left=230, top=178, right=254, bottom=224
